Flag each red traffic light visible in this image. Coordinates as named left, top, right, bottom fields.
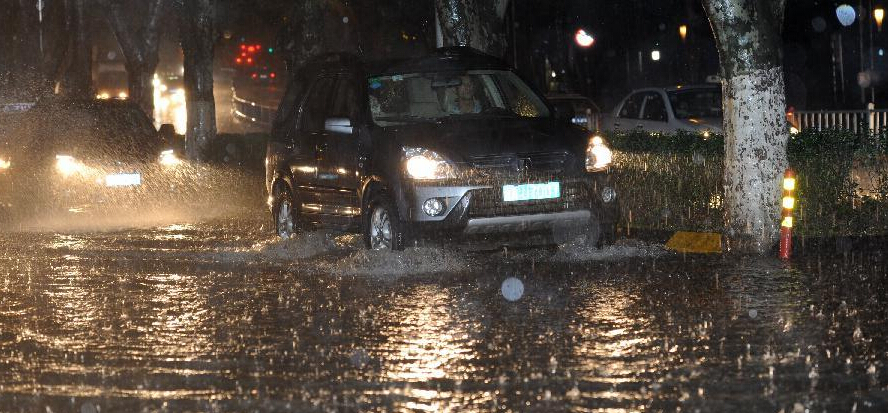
left=270, top=72, right=276, bottom=79
left=251, top=73, right=258, bottom=79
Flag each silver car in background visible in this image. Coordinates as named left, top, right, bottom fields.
left=602, top=85, right=723, bottom=136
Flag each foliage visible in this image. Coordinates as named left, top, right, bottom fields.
left=606, top=129, right=888, bottom=236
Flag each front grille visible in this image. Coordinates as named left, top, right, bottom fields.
left=468, top=181, right=589, bottom=218
left=469, top=151, right=569, bottom=175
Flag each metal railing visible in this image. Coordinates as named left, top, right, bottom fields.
left=792, top=104, right=888, bottom=134
left=231, top=89, right=276, bottom=129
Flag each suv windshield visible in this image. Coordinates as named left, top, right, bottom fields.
left=368, top=70, right=550, bottom=126
left=667, top=88, right=722, bottom=119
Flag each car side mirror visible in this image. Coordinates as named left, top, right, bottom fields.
left=325, top=118, right=353, bottom=134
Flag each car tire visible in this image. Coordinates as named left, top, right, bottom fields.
left=599, top=221, right=617, bottom=247
left=272, top=186, right=299, bottom=240
left=364, top=192, right=407, bottom=251
left=583, top=219, right=602, bottom=248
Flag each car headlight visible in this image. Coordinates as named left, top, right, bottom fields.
left=585, top=135, right=612, bottom=171
left=159, top=149, right=182, bottom=166
left=403, top=147, right=455, bottom=180
left=0, top=157, right=10, bottom=171
left=56, top=155, right=84, bottom=177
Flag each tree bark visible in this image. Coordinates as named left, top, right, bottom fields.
left=703, top=0, right=788, bottom=254
left=178, top=0, right=216, bottom=161
left=104, top=0, right=164, bottom=115
left=434, top=0, right=506, bottom=56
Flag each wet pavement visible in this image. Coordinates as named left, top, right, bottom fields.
left=1, top=205, right=887, bottom=412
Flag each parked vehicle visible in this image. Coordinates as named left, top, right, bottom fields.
left=0, top=98, right=182, bottom=215
left=602, top=85, right=723, bottom=136
left=266, top=47, right=619, bottom=250
left=546, top=93, right=602, bottom=131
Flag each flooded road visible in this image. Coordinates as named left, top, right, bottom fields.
left=1, top=207, right=887, bottom=412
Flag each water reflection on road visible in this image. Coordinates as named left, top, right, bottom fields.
left=0, top=213, right=886, bottom=412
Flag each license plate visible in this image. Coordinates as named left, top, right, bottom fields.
left=502, top=182, right=560, bottom=202
left=105, top=173, right=141, bottom=187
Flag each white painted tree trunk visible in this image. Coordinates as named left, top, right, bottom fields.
left=704, top=0, right=788, bottom=254
left=721, top=68, right=788, bottom=253
left=434, top=0, right=506, bottom=56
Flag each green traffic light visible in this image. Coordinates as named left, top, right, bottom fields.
left=268, top=48, right=274, bottom=53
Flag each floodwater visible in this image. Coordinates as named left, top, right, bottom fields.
left=0, top=206, right=886, bottom=412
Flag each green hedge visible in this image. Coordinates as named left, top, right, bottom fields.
left=606, top=130, right=888, bottom=236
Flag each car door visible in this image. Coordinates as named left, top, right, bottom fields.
left=312, top=74, right=362, bottom=222
left=612, top=92, right=645, bottom=131
left=291, top=76, right=336, bottom=220
left=638, top=92, right=670, bottom=134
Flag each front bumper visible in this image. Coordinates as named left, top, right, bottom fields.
left=4, top=164, right=183, bottom=211
left=403, top=173, right=618, bottom=236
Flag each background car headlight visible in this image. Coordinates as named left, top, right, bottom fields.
left=403, top=147, right=455, bottom=180
left=586, top=135, right=613, bottom=171
left=55, top=155, right=83, bottom=177
left=0, top=157, right=10, bottom=170
left=159, top=149, right=181, bottom=166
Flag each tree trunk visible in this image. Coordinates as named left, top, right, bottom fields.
left=178, top=0, right=216, bottom=161
left=104, top=0, right=164, bottom=116
left=13, top=0, right=47, bottom=96
left=62, top=0, right=92, bottom=98
left=434, top=0, right=506, bottom=56
left=703, top=0, right=788, bottom=254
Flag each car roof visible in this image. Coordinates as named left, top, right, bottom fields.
left=304, top=47, right=510, bottom=78
left=33, top=97, right=143, bottom=112
left=372, top=47, right=509, bottom=76
left=628, top=84, right=720, bottom=94
left=546, top=93, right=594, bottom=101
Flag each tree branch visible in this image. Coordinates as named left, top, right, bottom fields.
left=105, top=0, right=146, bottom=67
left=143, top=0, right=164, bottom=66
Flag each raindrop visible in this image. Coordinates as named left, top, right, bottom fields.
left=566, top=385, right=580, bottom=399
left=80, top=402, right=98, bottom=413
left=748, top=309, right=758, bottom=319
left=350, top=348, right=370, bottom=368
left=501, top=277, right=524, bottom=301
left=811, top=16, right=827, bottom=32
left=342, top=16, right=349, bottom=24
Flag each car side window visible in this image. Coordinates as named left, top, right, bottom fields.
left=330, top=76, right=359, bottom=121
left=618, top=93, right=645, bottom=119
left=298, top=77, right=335, bottom=133
left=642, top=93, right=667, bottom=122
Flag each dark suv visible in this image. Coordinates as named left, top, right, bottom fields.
left=266, top=47, right=619, bottom=250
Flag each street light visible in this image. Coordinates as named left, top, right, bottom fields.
left=574, top=29, right=594, bottom=48
left=679, top=24, right=688, bottom=42
left=875, top=7, right=885, bottom=31
left=836, top=4, right=857, bottom=26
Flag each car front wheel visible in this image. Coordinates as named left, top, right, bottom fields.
left=273, top=186, right=299, bottom=240
left=364, top=192, right=407, bottom=251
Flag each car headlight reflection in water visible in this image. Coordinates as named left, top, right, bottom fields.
left=586, top=135, right=613, bottom=171
left=403, top=147, right=455, bottom=180
left=55, top=155, right=84, bottom=177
